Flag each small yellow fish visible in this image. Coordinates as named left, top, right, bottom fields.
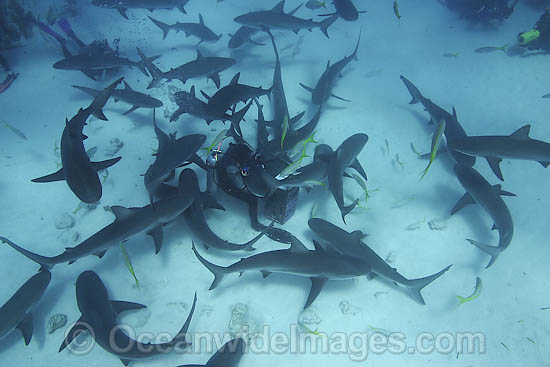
left=474, top=44, right=508, bottom=54
left=201, top=129, right=228, bottom=156
left=420, top=118, right=446, bottom=180
left=3, top=122, right=27, bottom=140
left=393, top=0, right=401, bottom=21
left=120, top=243, right=141, bottom=289
left=443, top=52, right=460, bottom=58
left=456, top=277, right=482, bottom=305
left=281, top=114, right=289, bottom=151
left=280, top=144, right=309, bottom=177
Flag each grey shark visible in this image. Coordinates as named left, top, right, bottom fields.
left=193, top=235, right=372, bottom=309
left=228, top=26, right=264, bottom=49
left=201, top=72, right=271, bottom=117
left=170, top=86, right=232, bottom=124
left=300, top=31, right=361, bottom=105
left=234, top=0, right=338, bottom=39
left=149, top=14, right=221, bottom=44
left=308, top=218, right=452, bottom=304
left=177, top=338, right=245, bottom=367
left=278, top=144, right=333, bottom=186
left=138, top=48, right=235, bottom=89
left=180, top=168, right=264, bottom=251
left=320, top=0, right=364, bottom=21
left=451, top=163, right=515, bottom=268
left=400, top=75, right=475, bottom=167
left=144, top=121, right=206, bottom=203
left=73, top=81, right=163, bottom=115
left=60, top=271, right=196, bottom=366
left=0, top=270, right=51, bottom=345
left=32, top=78, right=123, bottom=203
left=91, top=0, right=190, bottom=19
left=328, top=133, right=368, bottom=222
left=54, top=52, right=149, bottom=76
left=4, top=170, right=195, bottom=270
left=448, top=125, right=550, bottom=181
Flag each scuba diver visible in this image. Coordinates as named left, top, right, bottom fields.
left=517, top=7, right=550, bottom=52
left=205, top=141, right=298, bottom=245
left=444, top=0, right=517, bottom=22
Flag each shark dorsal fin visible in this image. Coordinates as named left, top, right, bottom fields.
left=198, top=14, right=204, bottom=25
left=195, top=49, right=203, bottom=60
left=452, top=106, right=458, bottom=120
left=325, top=60, right=331, bottom=70
left=110, top=206, right=135, bottom=220
left=272, top=0, right=286, bottom=13
left=289, top=235, right=309, bottom=253
left=350, top=230, right=367, bottom=241
left=123, top=81, right=133, bottom=91
left=230, top=72, right=240, bottom=85
left=312, top=240, right=325, bottom=252
left=65, top=118, right=69, bottom=126
left=510, top=125, right=531, bottom=140
left=154, top=123, right=170, bottom=152
left=190, top=85, right=196, bottom=97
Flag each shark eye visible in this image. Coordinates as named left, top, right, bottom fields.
left=241, top=167, right=249, bottom=176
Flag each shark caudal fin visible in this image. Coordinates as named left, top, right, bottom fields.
left=87, top=77, right=123, bottom=121
left=240, top=231, right=265, bottom=252
left=467, top=239, right=502, bottom=268
left=169, top=292, right=197, bottom=347
left=399, top=75, right=423, bottom=105
left=192, top=243, right=229, bottom=290
left=137, top=48, right=163, bottom=89
left=406, top=265, right=452, bottom=305
left=149, top=16, right=171, bottom=40
left=319, top=14, right=338, bottom=39
left=0, top=237, right=55, bottom=271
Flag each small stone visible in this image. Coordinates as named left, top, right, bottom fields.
left=298, top=307, right=321, bottom=325
left=339, top=301, right=359, bottom=316
left=428, top=219, right=447, bottom=231
left=104, top=138, right=124, bottom=157
left=54, top=213, right=75, bottom=229
left=47, top=314, right=67, bottom=334
left=58, top=230, right=80, bottom=245
left=228, top=303, right=260, bottom=342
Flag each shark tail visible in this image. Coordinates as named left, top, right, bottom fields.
left=467, top=239, right=501, bottom=268
left=170, top=292, right=197, bottom=347
left=406, top=265, right=452, bottom=305
left=319, top=14, right=338, bottom=39
left=149, top=16, right=171, bottom=40
left=399, top=75, right=423, bottom=105
left=192, top=242, right=229, bottom=290
left=0, top=237, right=55, bottom=271
left=240, top=231, right=265, bottom=252
left=137, top=48, right=163, bottom=89
left=87, top=77, right=123, bottom=121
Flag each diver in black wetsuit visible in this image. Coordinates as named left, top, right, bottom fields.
left=206, top=142, right=296, bottom=245
left=518, top=7, right=550, bottom=51
left=444, top=0, right=517, bottom=22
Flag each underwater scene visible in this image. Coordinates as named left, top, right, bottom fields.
left=1, top=0, right=550, bottom=366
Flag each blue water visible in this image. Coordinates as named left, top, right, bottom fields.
left=1, top=1, right=549, bottom=366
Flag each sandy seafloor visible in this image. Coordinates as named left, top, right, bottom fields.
left=1, top=0, right=550, bottom=366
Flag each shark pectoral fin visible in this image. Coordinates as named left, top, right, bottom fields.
left=117, top=8, right=128, bottom=19
left=304, top=277, right=328, bottom=309
left=122, top=105, right=140, bottom=115
left=289, top=111, right=306, bottom=126
left=450, top=192, right=476, bottom=215
left=208, top=73, right=221, bottom=89
left=31, top=167, right=66, bottom=183
left=111, top=300, right=147, bottom=316
left=492, top=184, right=516, bottom=197
left=95, top=250, right=107, bottom=259
left=343, top=171, right=352, bottom=178
left=120, top=358, right=131, bottom=366
left=299, top=83, right=314, bottom=93
left=349, top=158, right=368, bottom=181
left=288, top=234, right=309, bottom=253
left=110, top=206, right=137, bottom=221
left=17, top=313, right=33, bottom=345
left=341, top=199, right=359, bottom=224
left=92, top=157, right=122, bottom=172
left=485, top=157, right=504, bottom=181
left=147, top=225, right=164, bottom=254
left=466, top=239, right=501, bottom=268
left=312, top=240, right=325, bottom=252
left=539, top=161, right=550, bottom=168
left=330, top=93, right=351, bottom=102
left=59, top=315, right=87, bottom=352
left=261, top=270, right=272, bottom=278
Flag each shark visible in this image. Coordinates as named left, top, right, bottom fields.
left=451, top=163, right=515, bottom=268
left=448, top=125, right=550, bottom=181
left=0, top=270, right=51, bottom=345
left=300, top=31, right=361, bottom=105
left=277, top=144, right=333, bottom=186
left=308, top=218, right=452, bottom=304
left=400, top=75, right=476, bottom=167
left=177, top=338, right=245, bottom=367
left=73, top=81, right=163, bottom=115
left=3, top=170, right=195, bottom=270
left=60, top=271, right=196, bottom=366
left=170, top=86, right=232, bottom=124
left=201, top=72, right=271, bottom=117
left=91, top=0, right=190, bottom=19
left=193, top=235, right=372, bottom=309
left=144, top=121, right=206, bottom=203
left=320, top=0, right=364, bottom=21
left=328, top=133, right=369, bottom=222
left=234, top=0, right=338, bottom=39
left=54, top=52, right=149, bottom=76
left=228, top=26, right=264, bottom=49
left=179, top=168, right=264, bottom=251
left=137, top=48, right=235, bottom=89
left=31, top=78, right=123, bottom=203
left=149, top=14, right=221, bottom=44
